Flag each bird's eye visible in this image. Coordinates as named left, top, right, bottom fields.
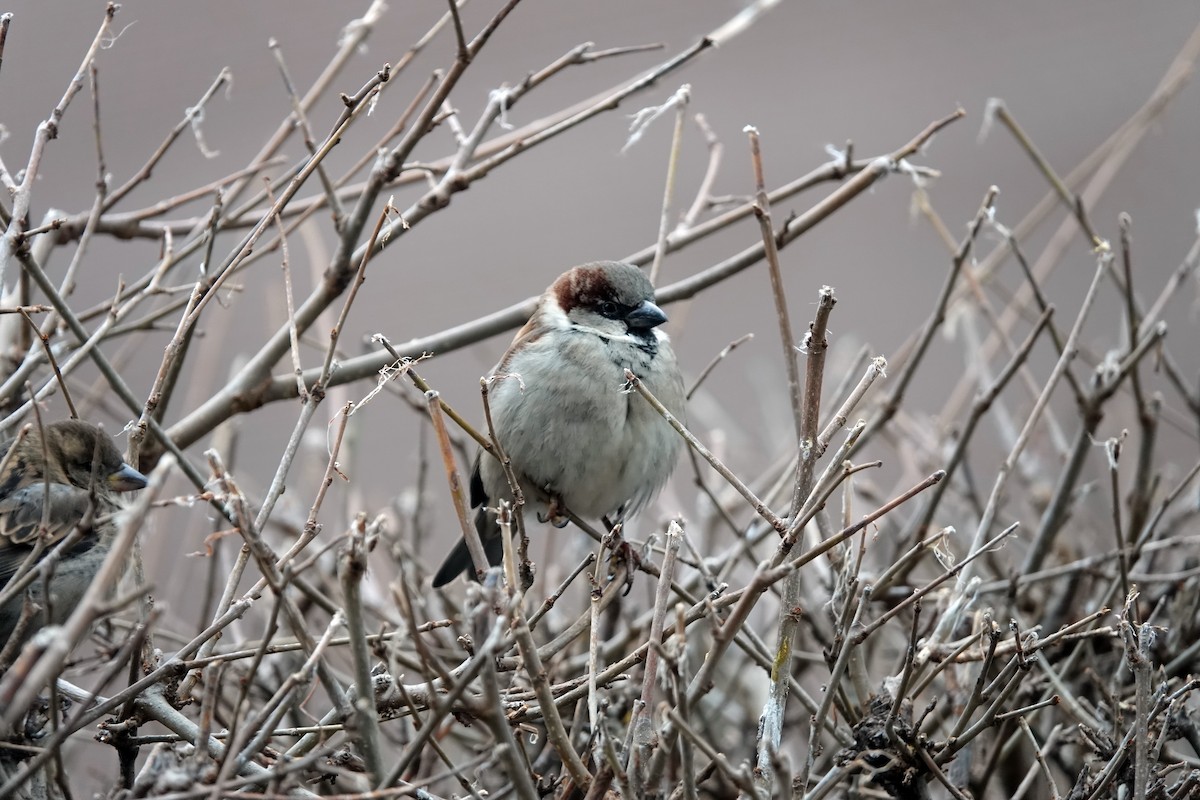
left=598, top=301, right=618, bottom=317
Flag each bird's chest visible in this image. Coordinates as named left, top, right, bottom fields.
left=485, top=331, right=671, bottom=514
left=493, top=334, right=648, bottom=433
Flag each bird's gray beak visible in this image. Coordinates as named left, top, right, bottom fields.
left=624, top=299, right=668, bottom=330
left=109, top=463, right=148, bottom=492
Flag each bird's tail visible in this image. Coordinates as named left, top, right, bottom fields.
left=431, top=507, right=504, bottom=587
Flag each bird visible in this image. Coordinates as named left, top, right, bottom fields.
left=432, top=261, right=685, bottom=587
left=0, top=419, right=147, bottom=649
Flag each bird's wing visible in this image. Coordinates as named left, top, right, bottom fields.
left=0, top=537, right=34, bottom=587
left=0, top=483, right=91, bottom=547
left=493, top=314, right=547, bottom=374
left=0, top=484, right=93, bottom=585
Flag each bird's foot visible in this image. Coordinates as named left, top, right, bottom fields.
left=602, top=520, right=641, bottom=596
left=537, top=492, right=570, bottom=528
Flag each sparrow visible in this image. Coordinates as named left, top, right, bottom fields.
left=0, top=419, right=147, bottom=648
left=432, top=261, right=685, bottom=587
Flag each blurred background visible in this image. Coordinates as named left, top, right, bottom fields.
left=1, top=2, right=1198, bottom=776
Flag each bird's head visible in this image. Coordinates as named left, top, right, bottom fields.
left=547, top=261, right=668, bottom=339
left=37, top=420, right=148, bottom=493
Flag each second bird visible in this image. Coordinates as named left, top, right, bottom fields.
left=0, top=420, right=147, bottom=648
left=432, top=261, right=685, bottom=586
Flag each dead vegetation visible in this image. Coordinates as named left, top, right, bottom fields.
left=0, top=3, right=1199, bottom=799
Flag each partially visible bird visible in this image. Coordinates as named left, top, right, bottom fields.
left=432, top=261, right=685, bottom=587
left=0, top=419, right=147, bottom=648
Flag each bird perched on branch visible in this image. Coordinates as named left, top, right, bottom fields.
left=433, top=261, right=685, bottom=586
left=0, top=419, right=147, bottom=649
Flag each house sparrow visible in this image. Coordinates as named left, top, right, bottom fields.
left=0, top=420, right=147, bottom=648
left=432, top=261, right=685, bottom=586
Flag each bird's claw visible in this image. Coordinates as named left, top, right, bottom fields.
left=537, top=492, right=570, bottom=528
left=602, top=525, right=641, bottom=596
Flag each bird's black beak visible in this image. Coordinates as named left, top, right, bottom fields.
left=108, top=463, right=148, bottom=492
left=624, top=299, right=668, bottom=330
